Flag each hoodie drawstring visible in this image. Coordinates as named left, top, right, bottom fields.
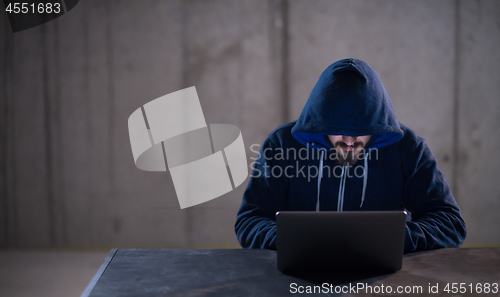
left=337, top=166, right=347, bottom=211
left=316, top=150, right=325, bottom=212
left=360, top=155, right=368, bottom=207
left=317, top=150, right=369, bottom=211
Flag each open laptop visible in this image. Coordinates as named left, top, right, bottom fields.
left=276, top=211, right=406, bottom=275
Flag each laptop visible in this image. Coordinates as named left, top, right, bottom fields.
left=276, top=211, right=406, bottom=275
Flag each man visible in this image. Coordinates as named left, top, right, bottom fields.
left=235, top=58, right=466, bottom=253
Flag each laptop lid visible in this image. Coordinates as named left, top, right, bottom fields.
left=276, top=211, right=406, bottom=275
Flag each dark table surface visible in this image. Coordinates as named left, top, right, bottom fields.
left=82, top=248, right=500, bottom=297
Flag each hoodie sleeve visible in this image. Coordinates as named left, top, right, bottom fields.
left=234, top=135, right=288, bottom=250
left=402, top=139, right=467, bottom=253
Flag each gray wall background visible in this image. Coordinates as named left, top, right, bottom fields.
left=1, top=0, right=499, bottom=249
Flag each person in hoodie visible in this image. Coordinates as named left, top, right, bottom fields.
left=235, top=58, right=466, bottom=254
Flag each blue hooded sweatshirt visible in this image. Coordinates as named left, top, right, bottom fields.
left=235, top=58, right=466, bottom=253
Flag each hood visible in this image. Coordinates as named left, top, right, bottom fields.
left=291, top=58, right=403, bottom=149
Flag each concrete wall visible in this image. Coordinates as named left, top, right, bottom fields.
left=1, top=0, right=499, bottom=249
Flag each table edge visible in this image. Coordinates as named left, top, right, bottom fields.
left=80, top=249, right=118, bottom=297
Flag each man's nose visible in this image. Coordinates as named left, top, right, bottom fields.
left=342, top=136, right=356, bottom=146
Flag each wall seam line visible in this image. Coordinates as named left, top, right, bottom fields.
left=280, top=0, right=289, bottom=123
left=105, top=1, right=115, bottom=195
left=42, top=22, right=57, bottom=246
left=1, top=15, right=10, bottom=248
left=8, top=21, right=19, bottom=248
left=451, top=0, right=461, bottom=200
left=180, top=0, right=192, bottom=248
left=54, top=17, right=67, bottom=245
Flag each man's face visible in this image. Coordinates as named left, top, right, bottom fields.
left=327, top=135, right=372, bottom=166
